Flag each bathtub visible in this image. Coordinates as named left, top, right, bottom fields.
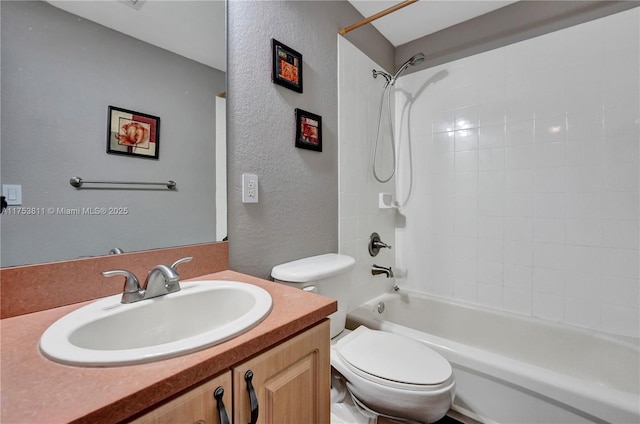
left=346, top=290, right=640, bottom=424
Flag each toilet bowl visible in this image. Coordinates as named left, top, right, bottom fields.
left=272, top=253, right=455, bottom=423
left=332, top=326, right=455, bottom=423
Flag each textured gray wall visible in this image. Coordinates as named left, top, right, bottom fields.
left=1, top=1, right=225, bottom=266
left=227, top=1, right=394, bottom=278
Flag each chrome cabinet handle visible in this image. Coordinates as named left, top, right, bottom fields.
left=245, top=370, right=259, bottom=424
left=213, top=386, right=230, bottom=424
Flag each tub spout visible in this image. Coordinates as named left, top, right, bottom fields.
left=372, top=264, right=394, bottom=278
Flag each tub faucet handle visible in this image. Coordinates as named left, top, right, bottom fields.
left=369, top=232, right=392, bottom=256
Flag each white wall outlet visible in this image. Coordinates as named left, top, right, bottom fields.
left=242, top=173, right=258, bottom=203
left=2, top=184, right=22, bottom=205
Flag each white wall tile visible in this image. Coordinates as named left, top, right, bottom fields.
left=478, top=283, right=504, bottom=309
left=600, top=303, right=640, bottom=336
left=504, top=264, right=533, bottom=289
left=534, top=218, right=565, bottom=244
left=505, top=169, right=533, bottom=192
left=534, top=266, right=565, bottom=295
left=534, top=143, right=566, bottom=170
left=534, top=192, right=566, bottom=218
left=504, top=240, right=533, bottom=266
left=565, top=296, right=601, bottom=329
left=565, top=219, right=602, bottom=247
left=478, top=170, right=505, bottom=193
left=601, top=276, right=640, bottom=308
left=504, top=192, right=534, bottom=217
left=533, top=291, right=564, bottom=322
left=505, top=120, right=535, bottom=146
left=534, top=115, right=567, bottom=144
left=479, top=147, right=505, bottom=171
left=602, top=220, right=639, bottom=249
left=454, top=129, right=478, bottom=151
left=455, top=150, right=478, bottom=172
left=389, top=9, right=639, bottom=337
left=479, top=124, right=506, bottom=149
left=505, top=217, right=533, bottom=241
left=602, top=191, right=639, bottom=221
left=533, top=167, right=566, bottom=192
left=478, top=216, right=504, bottom=240
left=566, top=165, right=602, bottom=193
left=504, top=286, right=532, bottom=315
left=533, top=242, right=565, bottom=270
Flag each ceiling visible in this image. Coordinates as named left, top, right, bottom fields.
left=348, top=0, right=518, bottom=47
left=46, top=0, right=518, bottom=72
left=46, top=0, right=226, bottom=72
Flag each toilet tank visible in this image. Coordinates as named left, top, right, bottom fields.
left=271, top=253, right=355, bottom=338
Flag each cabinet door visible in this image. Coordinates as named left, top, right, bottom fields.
left=233, top=320, right=331, bottom=424
left=131, top=371, right=232, bottom=424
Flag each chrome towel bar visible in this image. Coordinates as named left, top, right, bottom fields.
left=69, top=176, right=176, bottom=190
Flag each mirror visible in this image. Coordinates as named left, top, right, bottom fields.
left=0, top=0, right=226, bottom=267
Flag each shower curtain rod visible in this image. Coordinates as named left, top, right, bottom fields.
left=339, top=0, right=418, bottom=36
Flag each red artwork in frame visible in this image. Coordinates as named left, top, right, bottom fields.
left=295, top=108, right=322, bottom=152
left=272, top=39, right=303, bottom=93
left=107, top=106, right=160, bottom=159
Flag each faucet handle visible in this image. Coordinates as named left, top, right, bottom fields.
left=102, top=269, right=140, bottom=293
left=102, top=269, right=144, bottom=303
left=369, top=232, right=392, bottom=256
left=170, top=257, right=193, bottom=273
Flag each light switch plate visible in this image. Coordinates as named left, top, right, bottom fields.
left=2, top=184, right=22, bottom=205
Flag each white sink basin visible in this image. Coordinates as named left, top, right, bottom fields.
left=39, top=280, right=272, bottom=367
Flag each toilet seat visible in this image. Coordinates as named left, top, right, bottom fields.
left=334, top=326, right=453, bottom=391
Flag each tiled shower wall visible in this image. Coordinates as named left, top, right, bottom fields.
left=395, top=8, right=639, bottom=338
left=338, top=37, right=397, bottom=309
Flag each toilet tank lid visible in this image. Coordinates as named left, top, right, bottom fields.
left=271, top=253, right=355, bottom=283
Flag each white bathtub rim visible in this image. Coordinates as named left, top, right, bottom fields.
left=347, top=291, right=640, bottom=423
left=364, top=290, right=639, bottom=349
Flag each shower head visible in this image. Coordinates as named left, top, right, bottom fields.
left=391, top=52, right=426, bottom=82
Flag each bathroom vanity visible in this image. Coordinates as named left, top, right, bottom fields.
left=131, top=320, right=329, bottom=424
left=0, top=265, right=336, bottom=423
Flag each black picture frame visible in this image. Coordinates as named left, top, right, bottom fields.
left=107, top=106, right=160, bottom=159
left=295, top=108, right=322, bottom=152
left=272, top=39, right=303, bottom=93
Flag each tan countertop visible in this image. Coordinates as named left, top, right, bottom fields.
left=0, top=270, right=337, bottom=424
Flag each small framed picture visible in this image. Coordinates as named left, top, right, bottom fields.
left=107, top=106, right=160, bottom=159
left=295, top=108, right=322, bottom=152
left=272, top=39, right=303, bottom=93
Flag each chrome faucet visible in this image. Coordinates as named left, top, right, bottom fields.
left=102, top=257, right=193, bottom=303
left=371, top=264, right=394, bottom=278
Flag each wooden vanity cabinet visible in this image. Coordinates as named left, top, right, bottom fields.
left=130, top=320, right=330, bottom=424
left=233, top=319, right=330, bottom=424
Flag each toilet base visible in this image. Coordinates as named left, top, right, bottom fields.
left=332, top=368, right=448, bottom=424
left=349, top=389, right=423, bottom=424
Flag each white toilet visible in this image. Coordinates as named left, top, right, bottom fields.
left=271, top=253, right=455, bottom=424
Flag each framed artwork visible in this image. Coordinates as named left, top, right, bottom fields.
left=295, top=108, right=322, bottom=152
left=107, top=106, right=160, bottom=159
left=272, top=39, right=303, bottom=93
